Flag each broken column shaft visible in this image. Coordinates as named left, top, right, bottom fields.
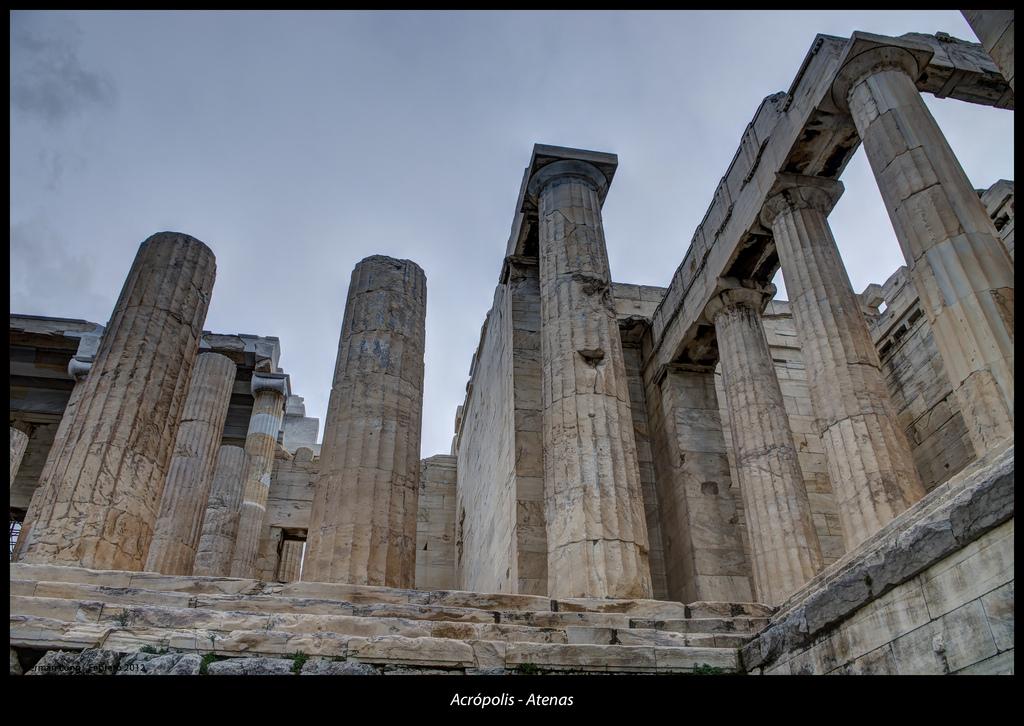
left=304, top=255, right=427, bottom=587
left=15, top=232, right=216, bottom=570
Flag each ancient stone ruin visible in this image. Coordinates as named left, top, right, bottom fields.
left=9, top=16, right=1014, bottom=676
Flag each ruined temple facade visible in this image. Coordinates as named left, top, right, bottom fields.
left=9, top=15, right=1014, bottom=676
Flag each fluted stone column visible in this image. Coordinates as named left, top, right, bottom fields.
left=763, top=174, right=926, bottom=550
left=10, top=428, right=28, bottom=486
left=528, top=159, right=652, bottom=600
left=229, top=373, right=287, bottom=578
left=145, top=352, right=236, bottom=574
left=193, top=445, right=248, bottom=576
left=833, top=39, right=1014, bottom=456
left=13, top=357, right=93, bottom=559
left=706, top=280, right=822, bottom=605
left=16, top=233, right=216, bottom=570
left=304, top=256, right=426, bottom=587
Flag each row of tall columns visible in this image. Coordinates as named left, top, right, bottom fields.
left=304, top=255, right=427, bottom=588
left=145, top=352, right=237, bottom=575
left=708, top=37, right=1014, bottom=604
left=15, top=233, right=216, bottom=571
left=229, top=373, right=288, bottom=579
left=12, top=236, right=431, bottom=588
left=528, top=160, right=653, bottom=600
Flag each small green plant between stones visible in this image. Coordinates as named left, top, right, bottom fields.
left=515, top=662, right=540, bottom=675
left=291, top=651, right=309, bottom=674
left=198, top=653, right=229, bottom=675
left=113, top=610, right=132, bottom=627
left=692, top=663, right=725, bottom=675
left=138, top=645, right=169, bottom=655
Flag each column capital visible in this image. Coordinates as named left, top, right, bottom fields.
left=67, top=356, right=93, bottom=382
left=526, top=159, right=608, bottom=203
left=703, top=278, right=776, bottom=324
left=829, top=32, right=933, bottom=112
left=251, top=371, right=289, bottom=398
left=761, top=173, right=844, bottom=228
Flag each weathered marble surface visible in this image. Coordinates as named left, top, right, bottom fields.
left=707, top=281, right=822, bottom=606
left=742, top=444, right=1013, bottom=674
left=837, top=35, right=1014, bottom=458
left=146, top=352, right=236, bottom=575
left=305, top=256, right=426, bottom=587
left=230, top=374, right=287, bottom=578
left=193, top=445, right=248, bottom=577
left=15, top=232, right=216, bottom=570
left=529, top=156, right=652, bottom=600
left=764, top=174, right=924, bottom=550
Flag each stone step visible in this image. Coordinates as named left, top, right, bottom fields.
left=629, top=617, right=769, bottom=634
left=17, top=580, right=640, bottom=630
left=10, top=615, right=739, bottom=673
left=555, top=597, right=773, bottom=619
left=10, top=563, right=773, bottom=619
left=10, top=594, right=753, bottom=650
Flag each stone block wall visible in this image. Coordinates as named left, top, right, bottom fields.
left=867, top=267, right=976, bottom=491
left=453, top=261, right=546, bottom=595
left=766, top=520, right=1013, bottom=674
left=415, top=454, right=457, bottom=590
left=253, top=447, right=316, bottom=581
left=454, top=285, right=518, bottom=594
left=621, top=345, right=669, bottom=601
left=742, top=440, right=1013, bottom=676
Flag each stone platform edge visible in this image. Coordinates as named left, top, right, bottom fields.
left=740, top=443, right=1014, bottom=672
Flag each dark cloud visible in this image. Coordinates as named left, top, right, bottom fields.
left=10, top=18, right=116, bottom=125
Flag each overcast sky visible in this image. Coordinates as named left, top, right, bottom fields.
left=10, top=10, right=1014, bottom=458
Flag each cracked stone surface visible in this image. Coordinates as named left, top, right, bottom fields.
left=27, top=648, right=122, bottom=675
left=741, top=444, right=1013, bottom=674
left=193, top=445, right=248, bottom=576
left=305, top=255, right=427, bottom=587
left=764, top=175, right=925, bottom=550
left=840, top=49, right=1014, bottom=457
left=146, top=352, right=236, bottom=575
left=14, top=232, right=216, bottom=571
left=531, top=159, right=652, bottom=600
left=707, top=283, right=823, bottom=606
